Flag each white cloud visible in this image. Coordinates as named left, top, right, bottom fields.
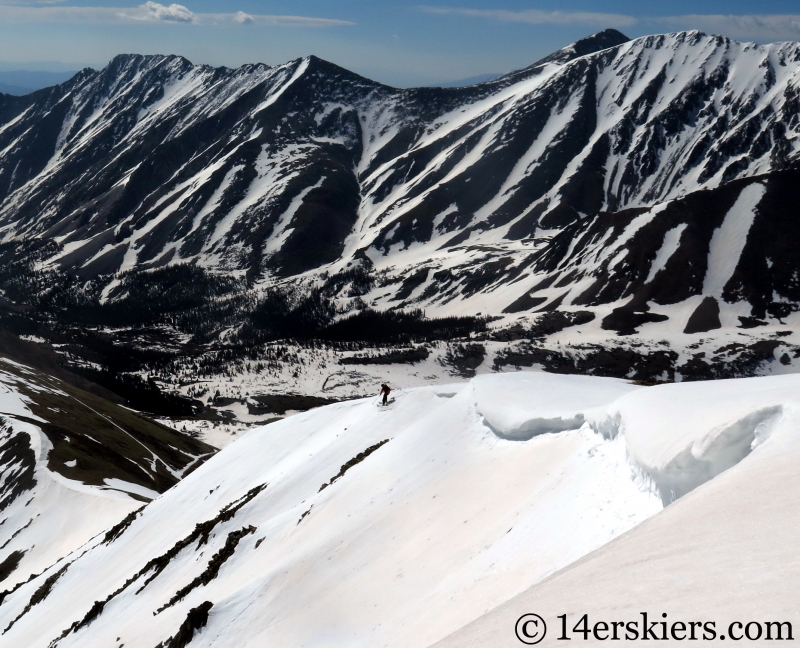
left=233, top=10, right=254, bottom=25
left=0, top=2, right=354, bottom=27
left=654, top=14, right=800, bottom=41
left=418, top=5, right=637, bottom=28
left=212, top=13, right=353, bottom=28
left=138, top=1, right=194, bottom=23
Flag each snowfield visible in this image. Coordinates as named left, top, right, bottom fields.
left=0, top=371, right=795, bottom=647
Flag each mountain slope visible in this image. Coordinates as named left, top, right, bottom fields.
left=0, top=31, right=797, bottom=290
left=0, top=371, right=795, bottom=647
left=508, top=170, right=800, bottom=329
left=0, top=356, right=215, bottom=591
left=3, top=30, right=800, bottom=395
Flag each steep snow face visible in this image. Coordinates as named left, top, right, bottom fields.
left=0, top=358, right=215, bottom=590
left=1, top=372, right=795, bottom=648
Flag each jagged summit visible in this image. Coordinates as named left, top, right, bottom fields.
left=492, top=28, right=631, bottom=88
left=25, top=27, right=632, bottom=109
left=571, top=27, right=630, bottom=52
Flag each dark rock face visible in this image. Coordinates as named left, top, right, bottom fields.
left=684, top=297, right=722, bottom=334
left=0, top=551, right=24, bottom=585
left=602, top=309, right=670, bottom=336
left=530, top=29, right=631, bottom=67
left=160, top=601, right=213, bottom=648
left=0, top=426, right=36, bottom=512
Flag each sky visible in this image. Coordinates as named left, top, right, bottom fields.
left=3, top=1, right=800, bottom=87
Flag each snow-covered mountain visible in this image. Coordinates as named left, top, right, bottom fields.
left=3, top=28, right=800, bottom=398
left=1, top=30, right=798, bottom=648
left=0, top=356, right=214, bottom=591
left=0, top=31, right=633, bottom=282
left=2, top=30, right=800, bottom=310
left=0, top=371, right=795, bottom=647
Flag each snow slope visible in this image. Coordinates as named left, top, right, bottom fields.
left=436, top=377, right=800, bottom=647
left=0, top=357, right=214, bottom=591
left=0, top=372, right=795, bottom=647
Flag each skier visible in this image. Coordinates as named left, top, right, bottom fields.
left=379, top=383, right=392, bottom=406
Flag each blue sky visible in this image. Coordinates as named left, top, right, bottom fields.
left=3, top=1, right=800, bottom=86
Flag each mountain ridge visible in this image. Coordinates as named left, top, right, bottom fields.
left=0, top=353, right=216, bottom=591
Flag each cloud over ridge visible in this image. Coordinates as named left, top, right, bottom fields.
left=140, top=1, right=194, bottom=23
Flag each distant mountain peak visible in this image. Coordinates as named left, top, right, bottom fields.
left=576, top=28, right=630, bottom=50
left=532, top=28, right=630, bottom=67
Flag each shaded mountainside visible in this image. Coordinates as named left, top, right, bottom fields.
left=512, top=170, right=800, bottom=332
left=0, top=356, right=215, bottom=590
left=2, top=29, right=800, bottom=391
left=0, top=31, right=632, bottom=282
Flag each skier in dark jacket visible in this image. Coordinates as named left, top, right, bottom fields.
left=379, top=383, right=391, bottom=406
